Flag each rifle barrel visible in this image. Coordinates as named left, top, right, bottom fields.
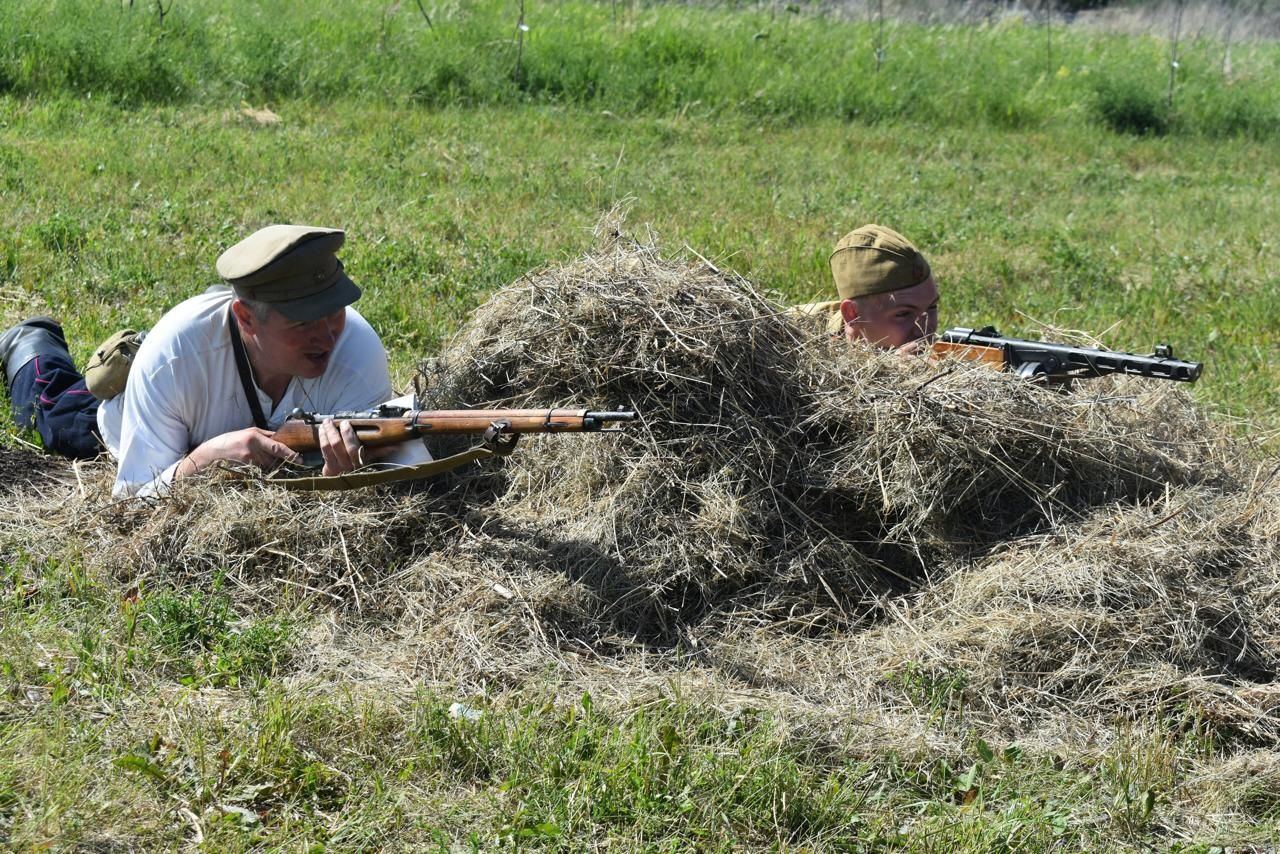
left=403, top=408, right=638, bottom=434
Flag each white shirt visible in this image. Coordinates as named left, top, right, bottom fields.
left=98, top=289, right=394, bottom=498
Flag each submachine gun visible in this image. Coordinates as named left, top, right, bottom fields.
left=933, top=326, right=1203, bottom=386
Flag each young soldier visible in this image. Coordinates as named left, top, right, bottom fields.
left=0, top=225, right=394, bottom=497
left=791, top=224, right=940, bottom=352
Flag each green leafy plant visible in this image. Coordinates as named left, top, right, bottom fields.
left=886, top=661, right=970, bottom=722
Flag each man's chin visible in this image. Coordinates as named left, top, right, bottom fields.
left=297, top=356, right=330, bottom=378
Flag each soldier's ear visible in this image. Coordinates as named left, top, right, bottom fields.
left=230, top=299, right=257, bottom=334
left=839, top=298, right=859, bottom=324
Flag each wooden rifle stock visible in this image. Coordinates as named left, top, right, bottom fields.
left=271, top=407, right=636, bottom=454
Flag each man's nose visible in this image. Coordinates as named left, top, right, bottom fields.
left=312, top=320, right=338, bottom=347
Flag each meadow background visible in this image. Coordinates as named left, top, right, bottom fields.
left=2, top=0, right=1280, bottom=849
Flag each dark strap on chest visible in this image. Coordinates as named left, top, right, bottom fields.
left=228, top=308, right=269, bottom=430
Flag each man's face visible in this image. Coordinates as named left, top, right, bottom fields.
left=238, top=303, right=347, bottom=380
left=841, top=276, right=940, bottom=350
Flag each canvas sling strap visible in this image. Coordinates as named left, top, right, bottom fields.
left=227, top=309, right=270, bottom=431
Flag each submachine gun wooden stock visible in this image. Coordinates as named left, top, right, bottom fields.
left=932, top=326, right=1203, bottom=385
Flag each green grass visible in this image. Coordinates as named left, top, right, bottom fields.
left=2, top=0, right=1279, bottom=137
left=3, top=96, right=1278, bottom=417
left=6, top=99, right=1280, bottom=843
left=4, top=499, right=1279, bottom=846
left=1, top=557, right=1265, bottom=851
left=4, top=1, right=1280, bottom=849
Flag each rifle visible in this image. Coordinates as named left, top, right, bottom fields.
left=933, top=326, right=1203, bottom=385
left=264, top=405, right=636, bottom=491
left=273, top=406, right=637, bottom=453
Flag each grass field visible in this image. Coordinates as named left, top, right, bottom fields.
left=3, top=0, right=1280, bottom=850
left=7, top=97, right=1280, bottom=419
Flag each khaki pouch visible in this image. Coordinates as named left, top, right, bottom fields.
left=84, top=329, right=146, bottom=401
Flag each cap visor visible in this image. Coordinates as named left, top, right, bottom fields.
left=269, top=273, right=362, bottom=322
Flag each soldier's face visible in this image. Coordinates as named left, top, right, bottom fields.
left=842, top=276, right=940, bottom=350
left=239, top=303, right=348, bottom=380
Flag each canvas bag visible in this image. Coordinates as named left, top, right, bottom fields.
left=83, top=329, right=146, bottom=401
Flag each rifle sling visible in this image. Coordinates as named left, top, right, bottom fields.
left=269, top=443, right=500, bottom=491
left=227, top=308, right=269, bottom=431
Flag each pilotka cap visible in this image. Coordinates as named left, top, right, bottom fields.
left=829, top=224, right=931, bottom=301
left=216, top=225, right=361, bottom=322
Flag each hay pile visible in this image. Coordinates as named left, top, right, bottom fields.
left=419, top=228, right=1235, bottom=638
left=703, top=481, right=1280, bottom=749
left=2, top=227, right=1276, bottom=758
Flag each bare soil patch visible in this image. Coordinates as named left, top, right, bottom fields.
left=0, top=445, right=75, bottom=495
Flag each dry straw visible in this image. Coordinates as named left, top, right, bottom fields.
left=2, top=221, right=1276, bottom=771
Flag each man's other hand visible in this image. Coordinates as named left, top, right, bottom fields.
left=179, top=427, right=302, bottom=478
left=318, top=417, right=363, bottom=476
left=894, top=337, right=932, bottom=357
left=316, top=418, right=396, bottom=475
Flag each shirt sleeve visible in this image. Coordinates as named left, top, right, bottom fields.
left=111, top=360, right=195, bottom=498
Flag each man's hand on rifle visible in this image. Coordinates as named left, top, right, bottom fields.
left=317, top=417, right=397, bottom=476
left=895, top=337, right=932, bottom=357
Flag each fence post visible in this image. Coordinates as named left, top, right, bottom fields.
left=1168, top=0, right=1186, bottom=110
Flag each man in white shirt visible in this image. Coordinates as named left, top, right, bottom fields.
left=2, top=224, right=395, bottom=497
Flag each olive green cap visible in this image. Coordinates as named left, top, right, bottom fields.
left=829, top=224, right=931, bottom=301
left=216, top=225, right=361, bottom=322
